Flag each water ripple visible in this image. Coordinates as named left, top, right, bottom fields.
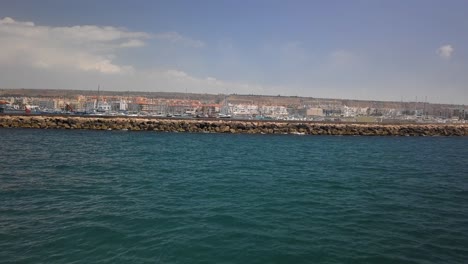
left=0, top=129, right=467, bottom=263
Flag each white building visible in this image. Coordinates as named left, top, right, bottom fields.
left=97, top=101, right=111, bottom=112
left=119, top=100, right=128, bottom=111
left=260, top=105, right=288, bottom=117
left=231, top=104, right=259, bottom=116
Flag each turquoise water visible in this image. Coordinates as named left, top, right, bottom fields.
left=0, top=129, right=467, bottom=263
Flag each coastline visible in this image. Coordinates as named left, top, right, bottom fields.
left=0, top=115, right=467, bottom=136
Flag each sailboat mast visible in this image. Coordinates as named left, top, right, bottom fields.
left=97, top=84, right=100, bottom=109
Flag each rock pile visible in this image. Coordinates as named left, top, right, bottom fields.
left=0, top=115, right=467, bottom=136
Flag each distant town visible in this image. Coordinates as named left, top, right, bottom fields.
left=0, top=88, right=466, bottom=123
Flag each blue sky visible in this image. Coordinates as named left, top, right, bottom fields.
left=1, top=0, right=467, bottom=104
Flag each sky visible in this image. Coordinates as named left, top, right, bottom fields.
left=0, top=0, right=467, bottom=104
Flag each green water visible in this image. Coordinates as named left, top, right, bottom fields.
left=0, top=129, right=467, bottom=263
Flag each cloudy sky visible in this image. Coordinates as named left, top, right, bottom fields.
left=1, top=0, right=467, bottom=104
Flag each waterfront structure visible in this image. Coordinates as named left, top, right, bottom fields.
left=96, top=101, right=111, bottom=113
left=306, top=108, right=324, bottom=117
left=0, top=90, right=466, bottom=123
left=231, top=104, right=259, bottom=117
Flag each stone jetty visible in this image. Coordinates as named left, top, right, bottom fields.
left=0, top=115, right=467, bottom=136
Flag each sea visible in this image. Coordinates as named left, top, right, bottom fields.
left=0, top=128, right=467, bottom=263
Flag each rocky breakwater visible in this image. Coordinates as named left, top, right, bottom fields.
left=0, top=115, right=467, bottom=136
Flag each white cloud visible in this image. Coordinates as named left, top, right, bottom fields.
left=0, top=17, right=203, bottom=75
left=164, top=69, right=192, bottom=79
left=154, top=32, right=205, bottom=48
left=437, top=44, right=454, bottom=59
left=0, top=16, right=35, bottom=26
left=120, top=39, right=146, bottom=48
left=141, top=69, right=271, bottom=94
left=0, top=17, right=150, bottom=74
left=0, top=17, right=279, bottom=96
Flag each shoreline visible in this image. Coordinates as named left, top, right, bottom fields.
left=0, top=115, right=467, bottom=136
